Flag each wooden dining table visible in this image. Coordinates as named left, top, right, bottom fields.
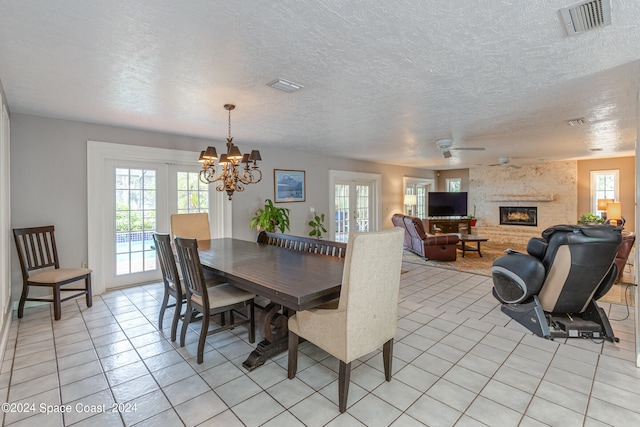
left=197, top=238, right=345, bottom=370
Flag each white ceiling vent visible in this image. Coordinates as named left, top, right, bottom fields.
left=267, top=78, right=303, bottom=93
left=560, top=0, right=611, bottom=36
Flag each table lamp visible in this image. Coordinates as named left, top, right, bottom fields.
left=404, top=194, right=417, bottom=216
left=597, top=198, right=614, bottom=218
left=606, top=201, right=622, bottom=226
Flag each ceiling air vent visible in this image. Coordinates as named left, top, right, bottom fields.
left=267, top=78, right=303, bottom=93
left=566, top=117, right=585, bottom=126
left=560, top=0, right=611, bottom=36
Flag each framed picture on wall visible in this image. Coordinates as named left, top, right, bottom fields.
left=274, top=169, right=305, bottom=202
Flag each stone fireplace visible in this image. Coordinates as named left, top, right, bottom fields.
left=500, top=206, right=538, bottom=226
left=468, top=160, right=577, bottom=245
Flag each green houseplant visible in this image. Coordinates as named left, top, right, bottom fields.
left=578, top=213, right=604, bottom=225
left=308, top=213, right=327, bottom=239
left=250, top=199, right=291, bottom=233
left=467, top=205, right=477, bottom=226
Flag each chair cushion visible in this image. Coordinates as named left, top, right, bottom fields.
left=28, top=268, right=92, bottom=284
left=191, top=283, right=254, bottom=308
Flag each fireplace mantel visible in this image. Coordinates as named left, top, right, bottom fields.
left=487, top=194, right=555, bottom=202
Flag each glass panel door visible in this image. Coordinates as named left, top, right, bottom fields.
left=105, top=160, right=168, bottom=288
left=115, top=168, right=157, bottom=276
left=334, top=184, right=350, bottom=242
left=176, top=171, right=209, bottom=214
left=334, top=180, right=372, bottom=242
left=355, top=184, right=370, bottom=232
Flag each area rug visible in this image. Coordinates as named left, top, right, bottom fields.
left=402, top=243, right=633, bottom=306
left=402, top=242, right=526, bottom=277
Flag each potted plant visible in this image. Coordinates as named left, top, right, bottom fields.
left=468, top=205, right=477, bottom=226
left=578, top=213, right=604, bottom=225
left=308, top=213, right=327, bottom=240
left=250, top=199, right=291, bottom=233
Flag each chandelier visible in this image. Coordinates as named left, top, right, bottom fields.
left=199, top=104, right=262, bottom=200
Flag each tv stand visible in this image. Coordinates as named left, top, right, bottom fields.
left=425, top=218, right=471, bottom=234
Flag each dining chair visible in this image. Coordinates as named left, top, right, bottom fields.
left=174, top=236, right=256, bottom=363
left=170, top=213, right=211, bottom=241
left=13, top=225, right=92, bottom=320
left=153, top=233, right=186, bottom=342
left=287, top=227, right=405, bottom=413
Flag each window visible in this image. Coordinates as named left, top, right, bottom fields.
left=446, top=178, right=462, bottom=192
left=403, top=177, right=434, bottom=218
left=177, top=171, right=209, bottom=214
left=590, top=170, right=619, bottom=214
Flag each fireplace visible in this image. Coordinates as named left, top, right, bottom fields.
left=500, top=206, right=537, bottom=226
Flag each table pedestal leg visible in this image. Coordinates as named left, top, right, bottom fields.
left=243, top=337, right=289, bottom=371
left=242, top=303, right=290, bottom=371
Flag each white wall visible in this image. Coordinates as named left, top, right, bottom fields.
left=0, top=79, right=12, bottom=362
left=10, top=113, right=434, bottom=298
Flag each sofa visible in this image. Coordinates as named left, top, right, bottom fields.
left=392, top=214, right=460, bottom=261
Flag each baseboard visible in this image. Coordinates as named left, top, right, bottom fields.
left=12, top=300, right=49, bottom=311
left=0, top=307, right=13, bottom=374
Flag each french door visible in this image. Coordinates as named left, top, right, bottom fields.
left=329, top=171, right=381, bottom=242
left=88, top=141, right=230, bottom=294
left=106, top=160, right=182, bottom=288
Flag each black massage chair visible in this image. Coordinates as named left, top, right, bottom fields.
left=492, top=224, right=623, bottom=341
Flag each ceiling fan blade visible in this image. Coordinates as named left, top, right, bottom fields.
left=451, top=147, right=485, bottom=151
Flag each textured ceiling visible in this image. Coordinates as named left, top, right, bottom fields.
left=0, top=0, right=638, bottom=169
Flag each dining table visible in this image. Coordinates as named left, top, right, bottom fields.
left=197, top=238, right=345, bottom=370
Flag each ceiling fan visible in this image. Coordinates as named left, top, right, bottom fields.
left=489, top=157, right=522, bottom=168
left=436, top=138, right=485, bottom=159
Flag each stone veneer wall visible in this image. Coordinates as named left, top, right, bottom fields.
left=469, top=160, right=577, bottom=245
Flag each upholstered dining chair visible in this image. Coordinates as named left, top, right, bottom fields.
left=170, top=213, right=210, bottom=241
left=13, top=225, right=92, bottom=320
left=174, top=236, right=256, bottom=363
left=287, top=227, right=405, bottom=413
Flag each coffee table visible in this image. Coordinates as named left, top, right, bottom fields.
left=457, top=233, right=489, bottom=257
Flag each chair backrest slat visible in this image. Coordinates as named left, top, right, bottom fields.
left=153, top=233, right=181, bottom=297
left=174, top=236, right=208, bottom=309
left=13, top=226, right=60, bottom=275
left=257, top=231, right=347, bottom=258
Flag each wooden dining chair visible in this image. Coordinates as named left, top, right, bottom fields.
left=13, top=225, right=92, bottom=320
left=287, top=228, right=405, bottom=413
left=153, top=233, right=185, bottom=342
left=174, top=236, right=256, bottom=363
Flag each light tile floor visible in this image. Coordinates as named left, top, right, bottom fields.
left=1, top=260, right=639, bottom=426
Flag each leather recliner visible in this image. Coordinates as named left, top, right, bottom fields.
left=392, top=214, right=459, bottom=261
left=614, top=232, right=635, bottom=283
left=491, top=224, right=623, bottom=341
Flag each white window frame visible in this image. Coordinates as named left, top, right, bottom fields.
left=589, top=169, right=619, bottom=214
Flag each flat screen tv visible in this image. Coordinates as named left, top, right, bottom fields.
left=428, top=192, right=468, bottom=217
